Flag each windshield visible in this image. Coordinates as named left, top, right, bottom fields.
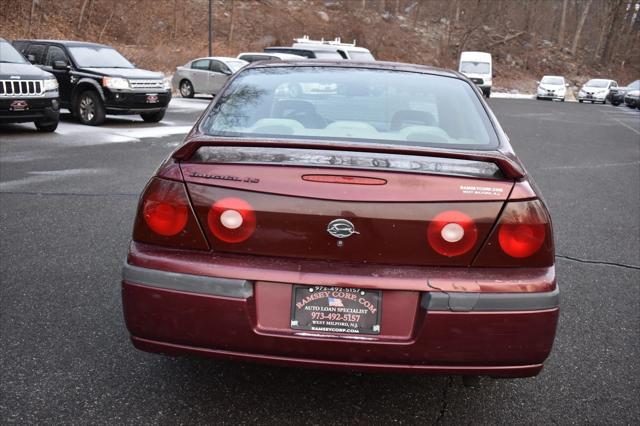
left=348, top=51, right=375, bottom=61
left=68, top=46, right=134, bottom=68
left=585, top=79, right=609, bottom=88
left=541, top=76, right=564, bottom=85
left=202, top=67, right=497, bottom=149
left=626, top=80, right=640, bottom=89
left=460, top=61, right=490, bottom=74
left=0, top=40, right=27, bottom=64
left=226, top=60, right=247, bottom=72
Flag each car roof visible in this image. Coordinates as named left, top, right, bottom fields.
left=291, top=43, right=371, bottom=53
left=242, top=59, right=462, bottom=79
left=192, top=56, right=245, bottom=62
left=238, top=52, right=305, bottom=59
left=13, top=39, right=111, bottom=48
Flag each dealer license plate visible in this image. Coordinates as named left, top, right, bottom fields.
left=290, top=286, right=381, bottom=335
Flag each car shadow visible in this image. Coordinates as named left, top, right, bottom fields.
left=135, top=354, right=507, bottom=422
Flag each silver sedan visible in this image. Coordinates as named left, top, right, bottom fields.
left=172, top=57, right=247, bottom=97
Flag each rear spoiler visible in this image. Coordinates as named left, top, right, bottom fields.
left=172, top=138, right=525, bottom=180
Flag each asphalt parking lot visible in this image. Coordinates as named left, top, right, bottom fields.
left=1, top=98, right=639, bottom=424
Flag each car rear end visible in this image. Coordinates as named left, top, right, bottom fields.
left=122, top=62, right=558, bottom=378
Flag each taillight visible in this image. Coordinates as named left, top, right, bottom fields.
left=427, top=210, right=478, bottom=257
left=207, top=197, right=256, bottom=243
left=473, top=199, right=554, bottom=267
left=133, top=178, right=209, bottom=250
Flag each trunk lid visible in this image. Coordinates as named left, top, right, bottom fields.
left=180, top=146, right=514, bottom=267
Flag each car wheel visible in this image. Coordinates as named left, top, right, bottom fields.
left=561, top=98, right=565, bottom=102
left=602, top=98, right=606, bottom=104
left=140, top=109, right=166, bottom=123
left=484, top=89, right=491, bottom=98
left=579, top=100, right=583, bottom=103
left=612, top=101, right=621, bottom=106
left=34, top=119, right=58, bottom=132
left=180, top=79, right=194, bottom=98
left=536, top=96, right=540, bottom=100
left=76, top=90, right=105, bottom=126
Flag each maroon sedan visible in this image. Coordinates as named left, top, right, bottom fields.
left=122, top=61, right=558, bottom=378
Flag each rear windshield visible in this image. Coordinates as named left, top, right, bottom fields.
left=460, top=61, right=490, bottom=74
left=201, top=66, right=498, bottom=149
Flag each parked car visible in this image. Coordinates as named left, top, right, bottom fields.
left=265, top=36, right=375, bottom=61
left=458, top=51, right=492, bottom=98
left=122, top=60, right=558, bottom=380
left=172, top=57, right=247, bottom=98
left=624, top=89, right=640, bottom=109
left=609, top=79, right=640, bottom=106
left=12, top=39, right=171, bottom=125
left=536, top=75, right=568, bottom=101
left=237, top=52, right=305, bottom=63
left=577, top=78, right=617, bottom=104
left=0, top=38, right=60, bottom=132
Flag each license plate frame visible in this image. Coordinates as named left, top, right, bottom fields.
left=290, top=286, right=381, bottom=335
left=146, top=93, right=159, bottom=103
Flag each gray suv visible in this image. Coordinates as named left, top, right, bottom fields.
left=0, top=38, right=60, bottom=132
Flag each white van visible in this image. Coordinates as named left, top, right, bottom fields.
left=459, top=51, right=492, bottom=98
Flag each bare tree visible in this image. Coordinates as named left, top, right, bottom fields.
left=28, top=0, right=38, bottom=36
left=228, top=0, right=237, bottom=47
left=77, top=0, right=90, bottom=31
left=557, top=0, right=568, bottom=46
left=570, top=0, right=592, bottom=55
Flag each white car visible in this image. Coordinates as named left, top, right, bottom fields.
left=536, top=76, right=568, bottom=101
left=237, top=52, right=305, bottom=63
left=577, top=79, right=618, bottom=104
left=172, top=57, right=247, bottom=97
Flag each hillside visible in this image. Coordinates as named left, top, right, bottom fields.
left=1, top=0, right=638, bottom=92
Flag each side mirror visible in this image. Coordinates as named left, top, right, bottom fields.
left=52, top=60, right=69, bottom=71
left=27, top=54, right=36, bottom=63
left=223, top=69, right=232, bottom=75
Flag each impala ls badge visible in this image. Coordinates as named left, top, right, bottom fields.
left=327, top=219, right=359, bottom=239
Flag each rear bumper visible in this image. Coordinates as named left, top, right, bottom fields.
left=122, top=243, right=559, bottom=377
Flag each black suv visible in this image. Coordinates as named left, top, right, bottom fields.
left=13, top=39, right=171, bottom=126
left=1, top=38, right=60, bottom=132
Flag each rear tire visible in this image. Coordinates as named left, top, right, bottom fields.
left=34, top=119, right=58, bottom=132
left=612, top=100, right=621, bottom=106
left=75, top=90, right=105, bottom=126
left=484, top=88, right=491, bottom=98
left=579, top=100, right=583, bottom=103
left=180, top=79, right=194, bottom=98
left=140, top=109, right=166, bottom=123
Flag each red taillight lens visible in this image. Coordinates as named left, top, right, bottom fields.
left=499, top=223, right=546, bottom=258
left=133, top=178, right=209, bottom=250
left=144, top=201, right=188, bottom=236
left=207, top=197, right=256, bottom=243
left=427, top=210, right=478, bottom=257
left=473, top=199, right=554, bottom=267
